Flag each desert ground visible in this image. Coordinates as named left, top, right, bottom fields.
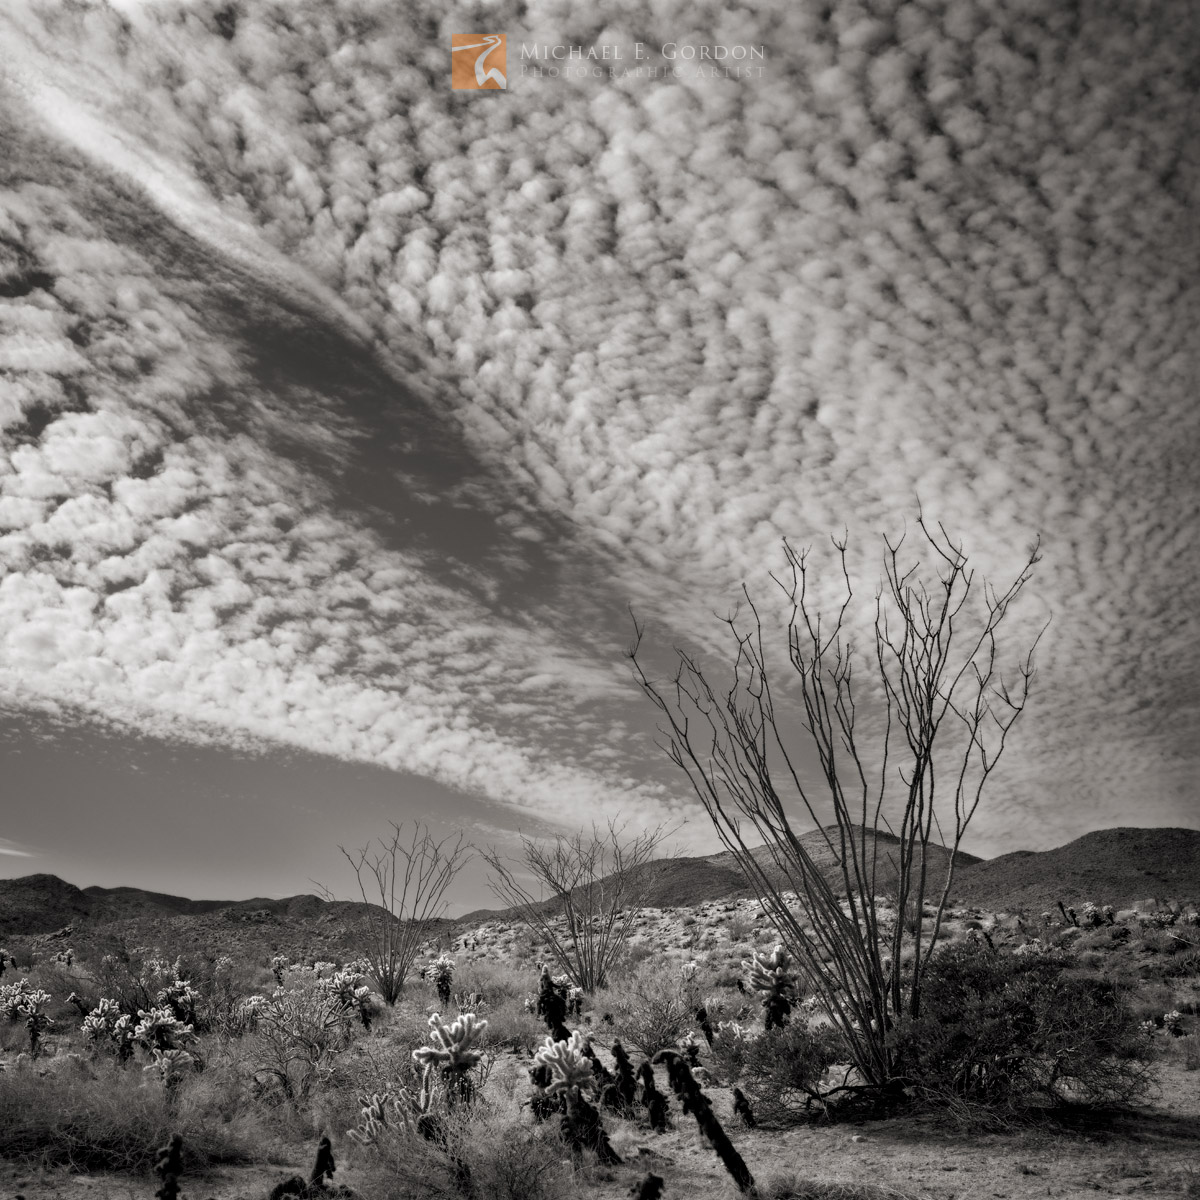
left=1, top=845, right=1198, bottom=1200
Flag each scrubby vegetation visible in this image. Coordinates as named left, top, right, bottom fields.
left=0, top=886, right=1196, bottom=1200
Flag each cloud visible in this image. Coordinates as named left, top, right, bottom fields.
left=0, top=0, right=1197, bottom=862
left=0, top=837, right=34, bottom=858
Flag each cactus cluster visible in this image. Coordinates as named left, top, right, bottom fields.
left=319, top=966, right=375, bottom=1029
left=134, top=1006, right=197, bottom=1052
left=1, top=979, right=54, bottom=1056
left=81, top=997, right=137, bottom=1061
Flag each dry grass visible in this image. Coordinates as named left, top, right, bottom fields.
left=754, top=1176, right=931, bottom=1200
left=0, top=1054, right=252, bottom=1171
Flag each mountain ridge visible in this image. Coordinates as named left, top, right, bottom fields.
left=2, top=826, right=1198, bottom=938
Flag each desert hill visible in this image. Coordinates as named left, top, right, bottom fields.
left=2, top=826, right=1197, bottom=943
left=950, top=826, right=1200, bottom=912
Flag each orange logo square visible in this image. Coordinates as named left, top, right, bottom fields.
left=452, top=35, right=507, bottom=90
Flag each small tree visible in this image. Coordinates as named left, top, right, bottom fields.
left=481, top=819, right=672, bottom=992
left=336, top=823, right=471, bottom=1005
left=630, top=520, right=1044, bottom=1100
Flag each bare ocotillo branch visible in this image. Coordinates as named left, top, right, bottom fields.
left=630, top=521, right=1045, bottom=1093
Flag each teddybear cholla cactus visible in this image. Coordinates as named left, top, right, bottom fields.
left=536, top=964, right=571, bottom=1041
left=135, top=1006, right=197, bottom=1053
left=320, top=966, right=376, bottom=1029
left=654, top=1049, right=754, bottom=1192
left=532, top=1031, right=621, bottom=1165
left=413, top=1011, right=488, bottom=1106
left=81, top=997, right=138, bottom=1062
left=743, top=944, right=797, bottom=1030
left=14, top=985, right=54, bottom=1057
left=145, top=1048, right=195, bottom=1099
left=430, top=955, right=455, bottom=1007
left=153, top=1133, right=183, bottom=1200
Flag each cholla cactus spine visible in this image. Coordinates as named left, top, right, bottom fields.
left=18, top=988, right=54, bottom=1057
left=533, top=1031, right=621, bottom=1164
left=134, top=1006, right=197, bottom=1052
left=742, top=944, right=796, bottom=1030
left=430, top=955, right=455, bottom=1006
left=532, top=1030, right=596, bottom=1098
left=144, top=1048, right=194, bottom=1095
left=0, top=978, right=35, bottom=1022
left=412, top=1011, right=488, bottom=1105
left=320, top=966, right=375, bottom=1029
left=347, top=1091, right=399, bottom=1146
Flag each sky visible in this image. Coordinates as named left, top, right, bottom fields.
left=0, top=0, right=1196, bottom=914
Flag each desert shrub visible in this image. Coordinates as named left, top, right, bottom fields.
left=349, top=1101, right=569, bottom=1200
left=450, top=960, right=528, bottom=1007
left=726, top=914, right=756, bottom=942
left=896, top=940, right=1153, bottom=1111
left=479, top=1001, right=545, bottom=1056
left=1156, top=948, right=1200, bottom=979
left=719, top=1021, right=844, bottom=1126
left=1181, top=1035, right=1200, bottom=1071
left=618, top=942, right=655, bottom=972
left=247, top=983, right=354, bottom=1105
left=759, top=1176, right=926, bottom=1200
left=0, top=1056, right=250, bottom=1171
left=613, top=960, right=703, bottom=1055
left=709, top=1020, right=756, bottom=1083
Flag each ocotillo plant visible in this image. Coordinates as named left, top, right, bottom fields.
left=413, top=1012, right=488, bottom=1107
left=744, top=945, right=797, bottom=1031
left=637, top=1060, right=671, bottom=1133
left=533, top=1030, right=622, bottom=1165
left=653, top=1050, right=754, bottom=1193
left=153, top=1133, right=183, bottom=1200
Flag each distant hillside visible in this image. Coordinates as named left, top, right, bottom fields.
left=0, top=874, right=94, bottom=937
left=457, top=825, right=981, bottom=922
left=950, top=827, right=1200, bottom=911
left=0, top=875, right=377, bottom=939
left=3, top=826, right=1196, bottom=941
